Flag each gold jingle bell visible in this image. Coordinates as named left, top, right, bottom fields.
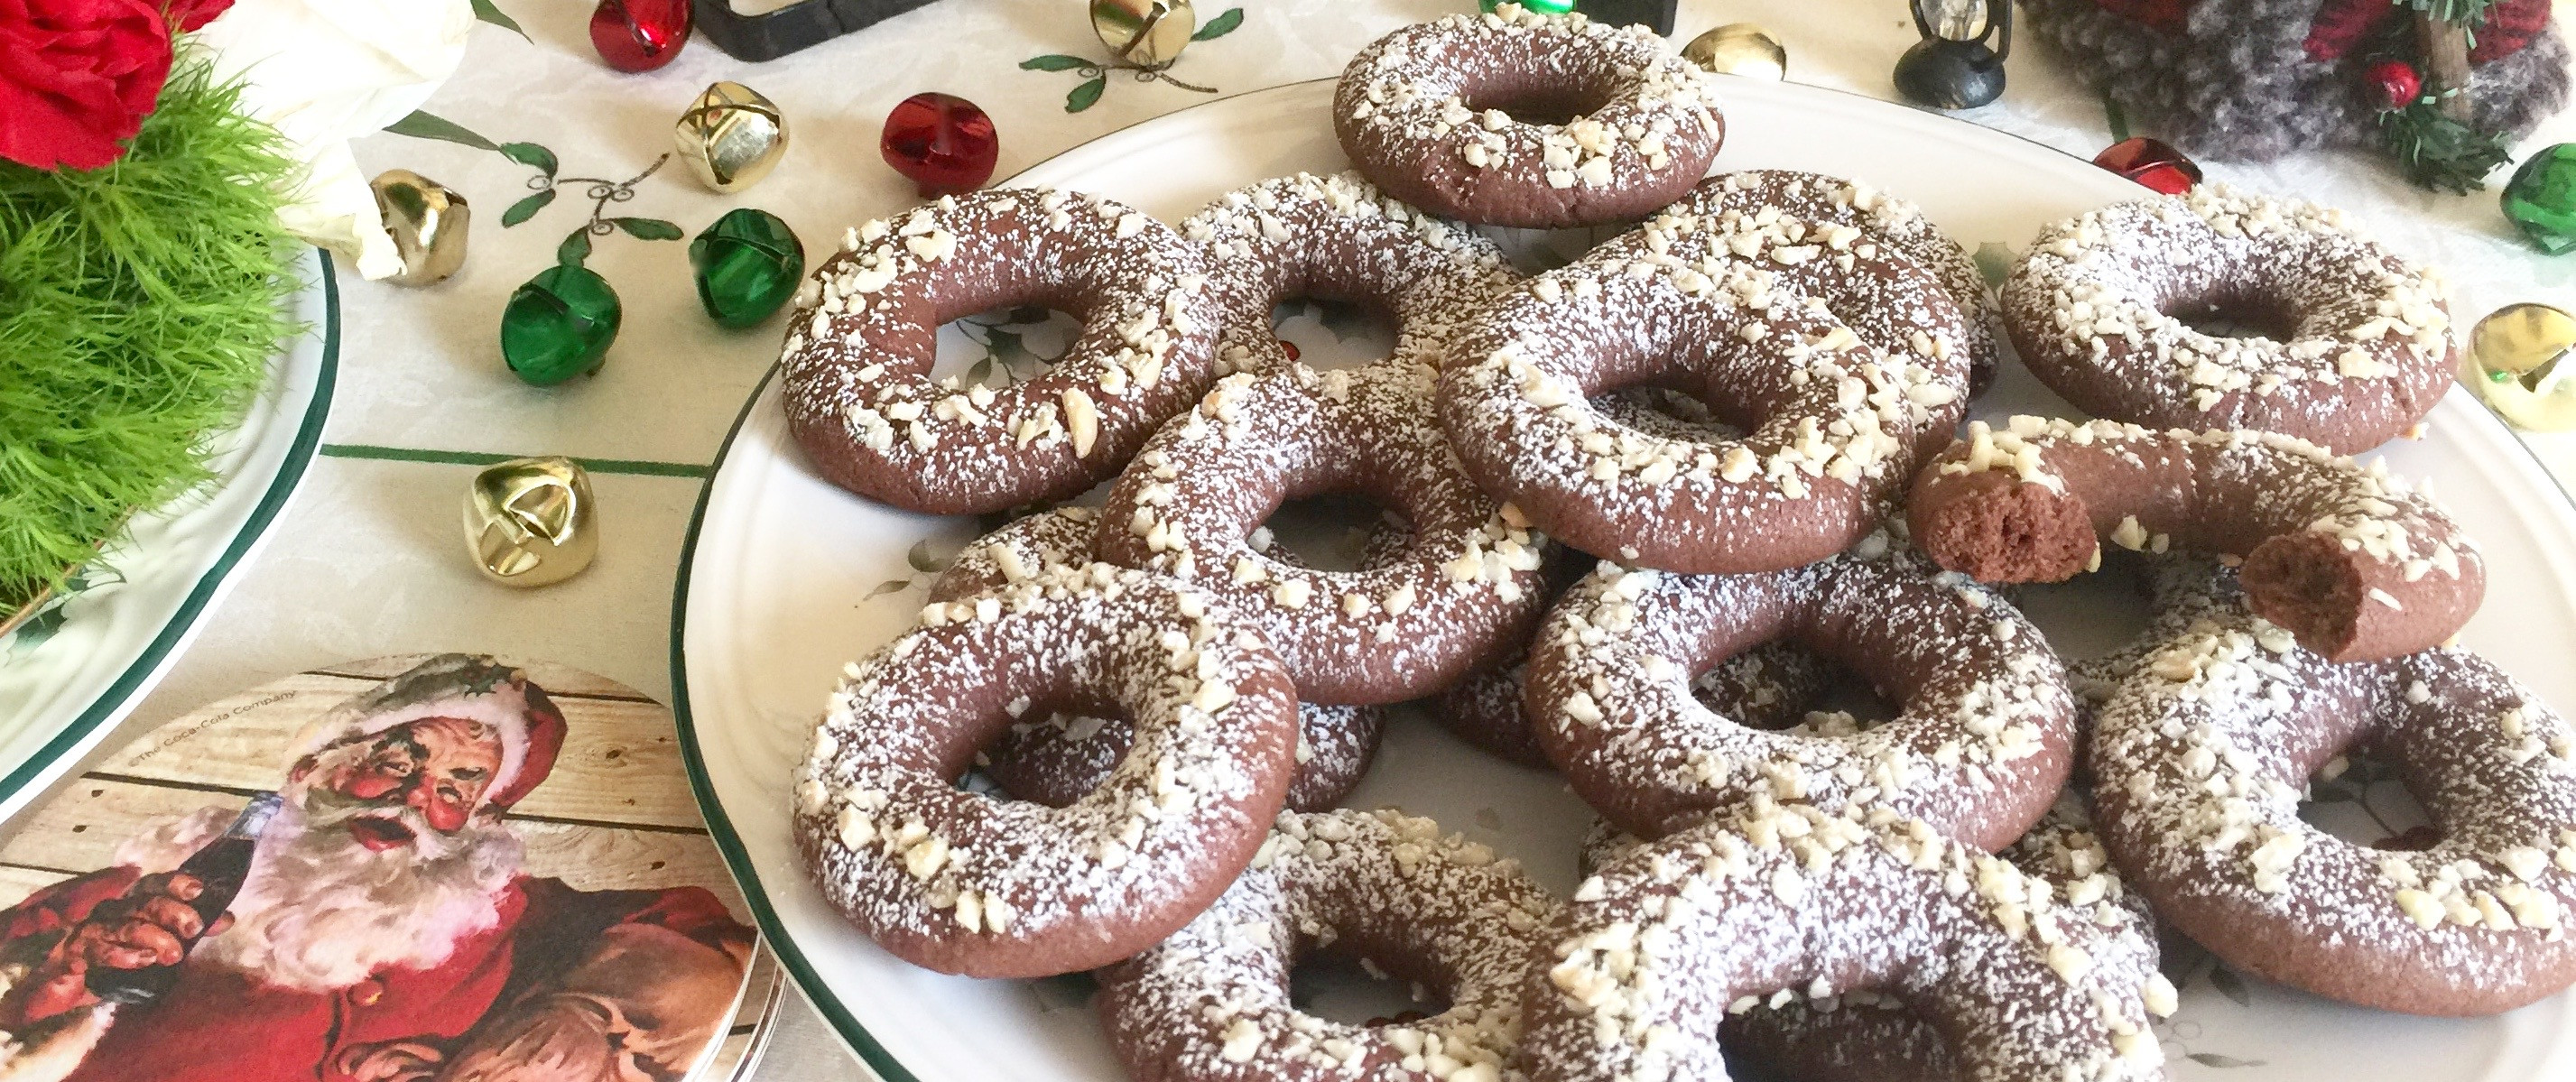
left=1092, top=0, right=1196, bottom=68
left=2466, top=302, right=2576, bottom=431
left=675, top=81, right=790, bottom=194
left=465, top=457, right=598, bottom=587
left=1684, top=23, right=1788, bottom=81
left=370, top=169, right=469, bottom=288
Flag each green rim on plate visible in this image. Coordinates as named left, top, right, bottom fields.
left=0, top=249, right=341, bottom=804
left=664, top=78, right=2576, bottom=1077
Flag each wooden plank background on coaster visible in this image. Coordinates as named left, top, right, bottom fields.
left=0, top=655, right=783, bottom=1078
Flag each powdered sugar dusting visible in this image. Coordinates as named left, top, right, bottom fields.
left=1097, top=809, right=1555, bottom=1082
left=792, top=563, right=1300, bottom=976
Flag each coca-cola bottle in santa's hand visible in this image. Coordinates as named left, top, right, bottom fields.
left=85, top=791, right=280, bottom=1006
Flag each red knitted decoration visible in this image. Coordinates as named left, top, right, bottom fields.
left=2472, top=0, right=2553, bottom=62
left=2303, top=0, right=2388, bottom=60
left=2094, top=0, right=2195, bottom=32
left=2307, top=0, right=2554, bottom=62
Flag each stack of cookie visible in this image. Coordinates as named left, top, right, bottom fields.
left=775, top=6, right=2576, bottom=1080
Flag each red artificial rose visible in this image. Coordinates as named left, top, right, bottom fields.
left=164, top=0, right=230, bottom=32
left=0, top=0, right=175, bottom=171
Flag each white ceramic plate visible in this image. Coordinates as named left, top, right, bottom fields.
left=675, top=79, right=2576, bottom=1081
left=0, top=249, right=338, bottom=821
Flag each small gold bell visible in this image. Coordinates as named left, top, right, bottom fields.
left=1684, top=23, right=1788, bottom=81
left=675, top=81, right=790, bottom=194
left=2466, top=302, right=2576, bottom=431
left=465, top=457, right=598, bottom=587
left=1092, top=0, right=1195, bottom=68
left=370, top=169, right=469, bottom=287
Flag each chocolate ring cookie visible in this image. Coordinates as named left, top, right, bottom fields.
left=1182, top=172, right=1518, bottom=376
left=1098, top=362, right=1551, bottom=705
left=1438, top=229, right=1967, bottom=574
left=1679, top=170, right=1999, bottom=393
left=1526, top=802, right=2169, bottom=1082
left=792, top=563, right=1300, bottom=977
left=2002, top=186, right=2453, bottom=454
left=1524, top=549, right=2078, bottom=847
left=781, top=189, right=1221, bottom=514
left=1907, top=416, right=2484, bottom=662
left=1333, top=5, right=1723, bottom=229
left=931, top=508, right=1391, bottom=809
left=1095, top=809, right=1555, bottom=1082
left=1435, top=633, right=1836, bottom=770
left=2092, top=565, right=2576, bottom=1015
left=1572, top=798, right=2167, bottom=1082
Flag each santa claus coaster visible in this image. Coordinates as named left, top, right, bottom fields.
left=0, top=655, right=783, bottom=1082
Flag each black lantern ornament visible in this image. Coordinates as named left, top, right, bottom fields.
left=1577, top=0, right=1677, bottom=36
left=1894, top=0, right=2009, bottom=111
left=693, top=0, right=941, bottom=61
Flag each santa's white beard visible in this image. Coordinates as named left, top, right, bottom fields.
left=116, top=787, right=525, bottom=994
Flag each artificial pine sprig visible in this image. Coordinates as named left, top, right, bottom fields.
left=0, top=52, right=298, bottom=623
left=2379, top=89, right=2515, bottom=193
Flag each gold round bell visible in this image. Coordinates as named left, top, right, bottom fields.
left=1092, top=0, right=1196, bottom=68
left=675, top=81, right=791, bottom=194
left=370, top=169, right=469, bottom=287
left=465, top=457, right=598, bottom=587
left=2465, top=302, right=2576, bottom=431
left=1684, top=23, right=1788, bottom=81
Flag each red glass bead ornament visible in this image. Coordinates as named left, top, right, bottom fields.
left=2093, top=136, right=2203, bottom=195
left=880, top=92, right=999, bottom=198
left=591, top=0, right=690, bottom=73
left=2368, top=60, right=2423, bottom=111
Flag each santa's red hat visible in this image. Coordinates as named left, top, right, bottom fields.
left=288, top=654, right=568, bottom=811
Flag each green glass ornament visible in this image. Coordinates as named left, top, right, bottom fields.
left=2503, top=143, right=2576, bottom=254
left=690, top=208, right=805, bottom=328
left=501, top=264, right=622, bottom=385
left=1481, top=0, right=1575, bottom=15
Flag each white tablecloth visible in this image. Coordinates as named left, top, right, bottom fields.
left=80, top=0, right=2576, bottom=1076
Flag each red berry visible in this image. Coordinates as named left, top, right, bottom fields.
left=2093, top=136, right=2204, bottom=195
left=588, top=0, right=690, bottom=72
left=1278, top=338, right=1301, bottom=362
left=881, top=93, right=1000, bottom=199
left=2368, top=60, right=2423, bottom=111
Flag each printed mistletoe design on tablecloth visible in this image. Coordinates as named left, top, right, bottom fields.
left=384, top=112, right=684, bottom=264
left=865, top=541, right=956, bottom=600
left=1023, top=6, right=1245, bottom=113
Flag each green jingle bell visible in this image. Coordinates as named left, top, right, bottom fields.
left=690, top=208, right=804, bottom=328
left=2503, top=143, right=2576, bottom=254
left=501, top=264, right=622, bottom=385
left=1481, top=0, right=1575, bottom=15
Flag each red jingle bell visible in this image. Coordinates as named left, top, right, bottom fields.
left=2093, top=136, right=2203, bottom=195
left=591, top=0, right=690, bottom=73
left=881, top=93, right=999, bottom=198
left=2368, top=60, right=2423, bottom=111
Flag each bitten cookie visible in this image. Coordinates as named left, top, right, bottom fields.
left=2001, top=186, right=2452, bottom=454
left=792, top=563, right=1300, bottom=977
left=1907, top=417, right=2484, bottom=662
left=1095, top=809, right=1556, bottom=1082
left=1333, top=5, right=1723, bottom=228
left=781, top=189, right=1221, bottom=514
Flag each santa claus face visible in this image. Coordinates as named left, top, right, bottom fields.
left=310, top=717, right=505, bottom=848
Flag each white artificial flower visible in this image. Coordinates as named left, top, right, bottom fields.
left=192, top=0, right=477, bottom=280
